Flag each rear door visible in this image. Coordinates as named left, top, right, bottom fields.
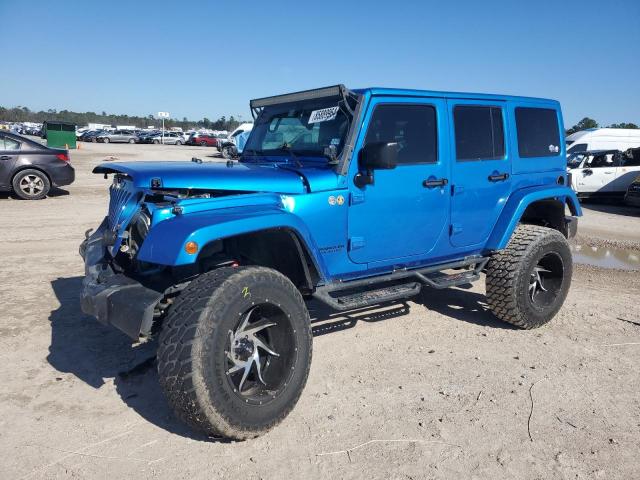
left=0, top=134, right=20, bottom=189
left=612, top=151, right=640, bottom=193
left=448, top=100, right=511, bottom=247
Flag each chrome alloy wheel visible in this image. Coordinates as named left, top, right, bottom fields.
left=225, top=303, right=297, bottom=403
left=528, top=252, right=564, bottom=307
left=19, top=174, right=45, bottom=197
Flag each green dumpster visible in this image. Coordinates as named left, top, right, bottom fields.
left=43, top=121, right=77, bottom=149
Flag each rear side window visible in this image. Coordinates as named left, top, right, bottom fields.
left=364, top=104, right=438, bottom=164
left=515, top=107, right=561, bottom=158
left=623, top=149, right=640, bottom=167
left=567, top=143, right=587, bottom=154
left=453, top=106, right=505, bottom=161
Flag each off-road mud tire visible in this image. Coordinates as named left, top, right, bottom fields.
left=157, top=266, right=312, bottom=440
left=486, top=224, right=572, bottom=329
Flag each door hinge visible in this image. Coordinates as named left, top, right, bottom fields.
left=450, top=224, right=463, bottom=236
left=349, top=236, right=365, bottom=250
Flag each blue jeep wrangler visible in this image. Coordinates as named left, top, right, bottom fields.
left=80, top=85, right=581, bottom=439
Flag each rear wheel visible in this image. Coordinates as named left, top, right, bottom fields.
left=200, top=141, right=207, bottom=146
left=158, top=266, right=312, bottom=440
left=12, top=169, right=50, bottom=200
left=175, top=140, right=182, bottom=146
left=153, top=139, right=160, bottom=144
left=485, top=224, right=572, bottom=329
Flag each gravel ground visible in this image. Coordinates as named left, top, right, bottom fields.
left=0, top=142, right=639, bottom=479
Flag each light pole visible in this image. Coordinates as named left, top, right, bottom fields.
left=157, top=112, right=170, bottom=144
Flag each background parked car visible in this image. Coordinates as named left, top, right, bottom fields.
left=135, top=130, right=160, bottom=143
left=143, top=131, right=184, bottom=145
left=624, top=175, right=640, bottom=207
left=186, top=133, right=220, bottom=147
left=568, top=148, right=640, bottom=199
left=97, top=130, right=137, bottom=143
left=0, top=131, right=74, bottom=200
left=81, top=129, right=107, bottom=142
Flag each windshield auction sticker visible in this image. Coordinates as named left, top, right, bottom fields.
left=308, top=106, right=339, bottom=124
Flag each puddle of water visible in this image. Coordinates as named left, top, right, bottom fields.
left=571, top=244, right=640, bottom=271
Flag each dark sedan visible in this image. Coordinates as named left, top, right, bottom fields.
left=0, top=131, right=75, bottom=200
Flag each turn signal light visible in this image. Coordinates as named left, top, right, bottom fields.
left=185, top=241, right=199, bottom=255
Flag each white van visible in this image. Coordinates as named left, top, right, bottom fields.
left=566, top=128, right=640, bottom=154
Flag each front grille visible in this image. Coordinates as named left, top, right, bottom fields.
left=107, top=183, right=134, bottom=230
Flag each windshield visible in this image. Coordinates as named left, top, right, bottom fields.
left=242, top=98, right=351, bottom=163
left=567, top=152, right=587, bottom=168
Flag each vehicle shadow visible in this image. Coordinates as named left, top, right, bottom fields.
left=414, top=286, right=515, bottom=329
left=46, top=276, right=509, bottom=442
left=308, top=285, right=513, bottom=332
left=0, top=187, right=69, bottom=200
left=580, top=201, right=639, bottom=218
left=308, top=299, right=412, bottom=336
left=48, top=187, right=71, bottom=197
left=47, top=276, right=209, bottom=441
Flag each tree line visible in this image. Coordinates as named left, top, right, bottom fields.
left=0, top=105, right=243, bottom=131
left=566, top=117, right=638, bottom=136
left=2, top=105, right=636, bottom=137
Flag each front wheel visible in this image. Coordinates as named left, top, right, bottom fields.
left=175, top=140, right=182, bottom=146
left=158, top=266, right=312, bottom=440
left=485, top=224, right=572, bottom=329
left=103, top=137, right=109, bottom=143
left=128, top=138, right=135, bottom=144
left=221, top=145, right=235, bottom=159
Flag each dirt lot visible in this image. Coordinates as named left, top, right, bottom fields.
left=1, top=142, right=639, bottom=479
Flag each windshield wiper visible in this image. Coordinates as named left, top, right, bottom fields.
left=277, top=144, right=303, bottom=168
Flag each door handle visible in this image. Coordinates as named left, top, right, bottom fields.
left=488, top=172, right=509, bottom=182
left=422, top=178, right=448, bottom=188
left=0, top=155, right=12, bottom=160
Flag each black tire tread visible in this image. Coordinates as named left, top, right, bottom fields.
left=12, top=168, right=51, bottom=200
left=485, top=224, right=570, bottom=329
left=157, top=266, right=311, bottom=439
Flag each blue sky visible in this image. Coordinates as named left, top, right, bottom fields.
left=1, top=0, right=638, bottom=127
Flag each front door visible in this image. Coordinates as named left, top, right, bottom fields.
left=448, top=100, right=512, bottom=248
left=575, top=152, right=618, bottom=193
left=348, top=98, right=450, bottom=264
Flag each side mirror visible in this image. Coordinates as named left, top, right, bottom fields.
left=359, top=142, right=399, bottom=170
left=583, top=168, right=593, bottom=176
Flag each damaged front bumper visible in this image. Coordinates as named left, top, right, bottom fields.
left=79, top=218, right=164, bottom=340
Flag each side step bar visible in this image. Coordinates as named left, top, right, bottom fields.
left=313, top=256, right=489, bottom=311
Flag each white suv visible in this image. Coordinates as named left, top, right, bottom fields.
left=569, top=148, right=640, bottom=198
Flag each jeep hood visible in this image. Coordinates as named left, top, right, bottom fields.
left=93, top=161, right=340, bottom=193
